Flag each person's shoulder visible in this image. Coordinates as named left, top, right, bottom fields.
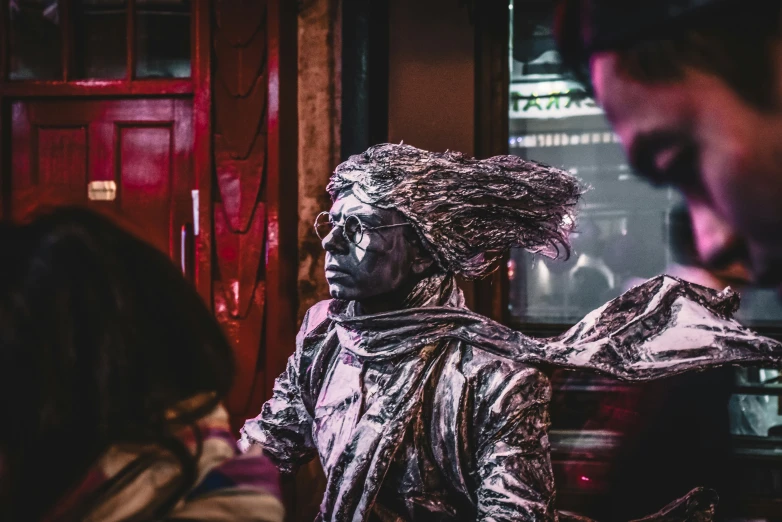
left=462, top=347, right=551, bottom=400
left=444, top=343, right=551, bottom=402
left=174, top=452, right=285, bottom=522
left=446, top=345, right=551, bottom=436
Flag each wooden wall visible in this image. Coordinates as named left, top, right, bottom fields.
left=387, top=0, right=475, bottom=156
left=211, top=0, right=298, bottom=430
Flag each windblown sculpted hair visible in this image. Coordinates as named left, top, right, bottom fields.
left=328, top=143, right=582, bottom=279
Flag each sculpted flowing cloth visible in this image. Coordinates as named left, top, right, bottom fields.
left=240, top=274, right=782, bottom=522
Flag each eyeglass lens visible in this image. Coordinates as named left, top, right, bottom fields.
left=343, top=216, right=364, bottom=244
left=314, top=213, right=364, bottom=244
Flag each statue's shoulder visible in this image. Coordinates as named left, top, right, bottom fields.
left=456, top=335, right=549, bottom=390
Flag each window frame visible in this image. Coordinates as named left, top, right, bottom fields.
left=0, top=0, right=196, bottom=96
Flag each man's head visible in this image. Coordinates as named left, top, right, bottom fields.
left=321, top=143, right=581, bottom=303
left=555, top=0, right=782, bottom=292
left=317, top=189, right=433, bottom=301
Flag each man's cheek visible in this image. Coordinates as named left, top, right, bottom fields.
left=353, top=233, right=372, bottom=262
left=357, top=232, right=372, bottom=250
left=709, top=170, right=778, bottom=242
left=351, top=254, right=380, bottom=283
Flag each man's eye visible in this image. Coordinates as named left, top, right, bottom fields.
left=663, top=146, right=700, bottom=190
left=647, top=145, right=699, bottom=190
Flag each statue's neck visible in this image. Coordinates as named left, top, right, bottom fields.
left=353, top=271, right=457, bottom=316
left=354, top=273, right=424, bottom=316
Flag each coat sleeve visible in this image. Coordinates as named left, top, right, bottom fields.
left=238, top=307, right=321, bottom=474
left=472, top=365, right=556, bottom=522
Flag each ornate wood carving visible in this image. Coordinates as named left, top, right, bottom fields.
left=214, top=77, right=267, bottom=161
left=214, top=25, right=267, bottom=98
left=214, top=133, right=267, bottom=232
left=213, top=0, right=273, bottom=427
left=214, top=0, right=267, bottom=47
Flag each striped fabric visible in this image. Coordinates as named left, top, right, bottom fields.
left=43, top=399, right=283, bottom=522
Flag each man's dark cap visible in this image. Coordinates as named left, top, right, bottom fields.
left=554, top=0, right=782, bottom=86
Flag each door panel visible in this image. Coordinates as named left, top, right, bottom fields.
left=38, top=127, right=88, bottom=188
left=119, top=125, right=174, bottom=254
left=9, top=98, right=193, bottom=264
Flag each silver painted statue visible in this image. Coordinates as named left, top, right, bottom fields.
left=240, top=144, right=782, bottom=522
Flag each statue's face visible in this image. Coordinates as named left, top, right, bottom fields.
left=320, top=191, right=427, bottom=301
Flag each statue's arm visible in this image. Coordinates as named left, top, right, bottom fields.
left=239, top=313, right=319, bottom=474
left=473, top=366, right=556, bottom=522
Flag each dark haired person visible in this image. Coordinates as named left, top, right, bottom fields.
left=0, top=207, right=283, bottom=522
left=240, top=143, right=782, bottom=521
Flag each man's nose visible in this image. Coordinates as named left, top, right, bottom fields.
left=688, top=198, right=747, bottom=270
left=322, top=226, right=349, bottom=253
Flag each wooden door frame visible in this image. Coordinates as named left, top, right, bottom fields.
left=340, top=0, right=389, bottom=160
left=192, top=0, right=212, bottom=307
left=262, top=0, right=300, bottom=403
left=473, top=0, right=511, bottom=323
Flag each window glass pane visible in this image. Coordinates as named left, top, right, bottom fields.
left=506, top=0, right=782, bottom=328
left=9, top=0, right=62, bottom=80
left=135, top=0, right=191, bottom=78
left=730, top=369, right=782, bottom=437
left=73, top=0, right=127, bottom=79
left=507, top=0, right=673, bottom=325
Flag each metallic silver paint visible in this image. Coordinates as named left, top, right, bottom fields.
left=241, top=274, right=778, bottom=521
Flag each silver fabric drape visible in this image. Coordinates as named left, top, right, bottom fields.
left=241, top=274, right=782, bottom=521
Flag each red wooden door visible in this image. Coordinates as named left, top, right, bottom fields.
left=9, top=98, right=194, bottom=263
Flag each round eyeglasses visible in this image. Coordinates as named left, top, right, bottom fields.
left=314, top=211, right=411, bottom=245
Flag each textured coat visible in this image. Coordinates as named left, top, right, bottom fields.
left=241, top=276, right=556, bottom=521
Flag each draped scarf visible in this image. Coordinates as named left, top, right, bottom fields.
left=314, top=273, right=782, bottom=522
left=341, top=274, right=782, bottom=381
